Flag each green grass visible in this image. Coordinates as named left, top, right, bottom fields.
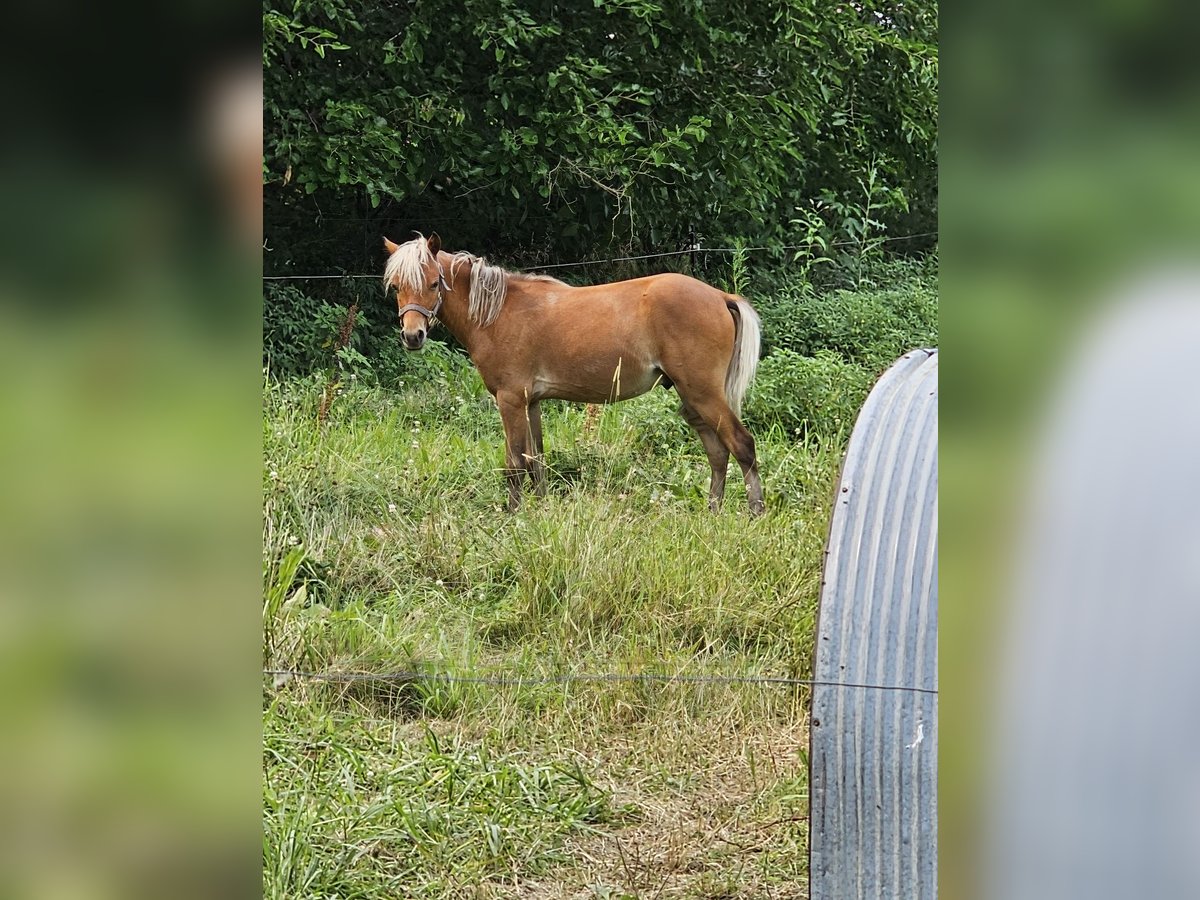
left=265, top=698, right=616, bottom=897
left=263, top=371, right=841, bottom=898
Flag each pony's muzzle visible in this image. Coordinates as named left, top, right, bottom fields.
left=399, top=310, right=428, bottom=350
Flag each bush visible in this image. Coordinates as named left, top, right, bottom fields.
left=264, top=280, right=484, bottom=393
left=733, top=257, right=935, bottom=441
left=754, top=274, right=937, bottom=372
left=744, top=349, right=874, bottom=439
left=263, top=284, right=347, bottom=375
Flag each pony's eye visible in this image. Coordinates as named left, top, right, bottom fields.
left=429, top=282, right=438, bottom=291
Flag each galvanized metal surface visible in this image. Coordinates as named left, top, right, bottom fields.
left=984, top=290, right=1200, bottom=900
left=809, top=349, right=938, bottom=900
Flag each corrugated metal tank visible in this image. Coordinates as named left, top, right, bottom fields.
left=809, top=348, right=938, bottom=900
left=983, top=289, right=1200, bottom=900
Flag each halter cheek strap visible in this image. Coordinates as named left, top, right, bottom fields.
left=398, top=262, right=449, bottom=323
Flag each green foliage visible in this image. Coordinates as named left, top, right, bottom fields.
left=264, top=708, right=614, bottom=898
left=371, top=337, right=477, bottom=392
left=263, top=279, right=482, bottom=392
left=262, top=283, right=342, bottom=374
left=727, top=242, right=751, bottom=296
left=754, top=266, right=938, bottom=371
left=745, top=349, right=874, bottom=439
left=264, top=0, right=937, bottom=270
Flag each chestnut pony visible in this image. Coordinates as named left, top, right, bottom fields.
left=383, top=233, right=764, bottom=514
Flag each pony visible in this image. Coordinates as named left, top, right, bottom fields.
left=383, top=233, right=764, bottom=514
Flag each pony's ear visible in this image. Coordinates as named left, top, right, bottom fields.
left=427, top=233, right=442, bottom=256
left=383, top=236, right=400, bottom=256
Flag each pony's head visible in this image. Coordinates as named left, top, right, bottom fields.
left=382, top=233, right=448, bottom=350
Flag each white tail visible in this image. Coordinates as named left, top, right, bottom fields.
left=725, top=297, right=761, bottom=417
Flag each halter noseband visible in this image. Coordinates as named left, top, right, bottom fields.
left=397, top=261, right=449, bottom=324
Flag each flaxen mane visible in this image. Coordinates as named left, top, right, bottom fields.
left=451, top=252, right=568, bottom=326
left=382, top=235, right=435, bottom=295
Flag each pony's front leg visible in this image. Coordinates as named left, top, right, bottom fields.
left=497, top=392, right=532, bottom=511
left=527, top=401, right=547, bottom=497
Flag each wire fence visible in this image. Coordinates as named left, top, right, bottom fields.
left=262, top=230, right=937, bottom=281
left=264, top=667, right=938, bottom=696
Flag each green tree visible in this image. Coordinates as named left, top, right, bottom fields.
left=263, top=0, right=936, bottom=273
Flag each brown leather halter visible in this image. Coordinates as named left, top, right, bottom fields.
left=398, top=260, right=449, bottom=324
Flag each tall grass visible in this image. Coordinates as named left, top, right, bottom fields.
left=263, top=373, right=835, bottom=897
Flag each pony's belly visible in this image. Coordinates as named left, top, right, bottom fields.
left=533, top=362, right=662, bottom=403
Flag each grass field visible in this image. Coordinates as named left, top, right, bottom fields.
left=263, top=364, right=845, bottom=898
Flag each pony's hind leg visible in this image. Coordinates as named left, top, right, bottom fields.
left=681, top=403, right=730, bottom=511
left=686, top=397, right=765, bottom=516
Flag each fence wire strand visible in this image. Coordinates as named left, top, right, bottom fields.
left=262, top=230, right=937, bottom=281
left=264, top=668, right=937, bottom=696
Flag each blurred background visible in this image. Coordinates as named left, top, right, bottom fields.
left=0, top=2, right=260, bottom=898
left=943, top=0, right=1200, bottom=897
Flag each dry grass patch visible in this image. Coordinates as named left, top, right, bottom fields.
left=525, top=720, right=809, bottom=899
